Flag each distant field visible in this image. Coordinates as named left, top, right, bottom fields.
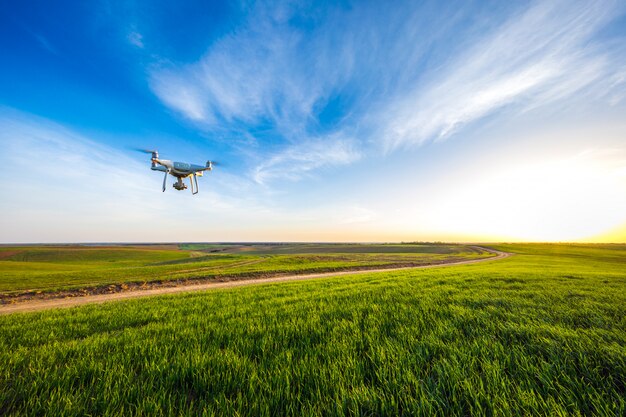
left=0, top=244, right=624, bottom=415
left=0, top=244, right=490, bottom=293
left=178, top=243, right=240, bottom=251
left=212, top=243, right=479, bottom=255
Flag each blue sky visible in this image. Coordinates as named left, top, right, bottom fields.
left=1, top=0, right=626, bottom=243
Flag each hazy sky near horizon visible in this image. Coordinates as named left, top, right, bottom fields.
left=1, top=0, right=626, bottom=243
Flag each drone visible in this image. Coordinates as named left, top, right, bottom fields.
left=137, top=150, right=217, bottom=195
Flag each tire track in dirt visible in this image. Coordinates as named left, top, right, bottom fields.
left=0, top=247, right=510, bottom=315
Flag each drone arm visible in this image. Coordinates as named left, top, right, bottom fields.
left=153, top=158, right=173, bottom=170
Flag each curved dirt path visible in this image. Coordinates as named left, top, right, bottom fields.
left=0, top=247, right=510, bottom=315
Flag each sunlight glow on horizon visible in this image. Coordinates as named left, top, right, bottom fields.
left=422, top=153, right=626, bottom=242
left=589, top=222, right=626, bottom=243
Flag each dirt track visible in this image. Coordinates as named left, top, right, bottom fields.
left=0, top=247, right=510, bottom=315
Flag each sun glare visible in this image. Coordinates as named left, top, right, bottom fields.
left=429, top=153, right=626, bottom=242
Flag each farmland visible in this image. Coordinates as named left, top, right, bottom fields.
left=0, top=244, right=490, bottom=294
left=0, top=243, right=624, bottom=416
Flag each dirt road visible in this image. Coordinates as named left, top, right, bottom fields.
left=0, top=247, right=510, bottom=315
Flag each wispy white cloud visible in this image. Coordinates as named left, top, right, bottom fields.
left=127, top=31, right=144, bottom=48
left=0, top=110, right=165, bottom=241
left=149, top=8, right=341, bottom=181
left=33, top=33, right=57, bottom=54
left=252, top=135, right=360, bottom=184
left=147, top=0, right=626, bottom=183
left=21, top=24, right=58, bottom=55
left=146, top=2, right=423, bottom=181
left=380, top=0, right=625, bottom=150
left=147, top=2, right=441, bottom=131
left=151, top=69, right=211, bottom=121
left=0, top=108, right=273, bottom=242
left=149, top=7, right=310, bottom=129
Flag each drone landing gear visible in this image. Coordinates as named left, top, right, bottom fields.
left=189, top=174, right=199, bottom=195
left=162, top=170, right=169, bottom=192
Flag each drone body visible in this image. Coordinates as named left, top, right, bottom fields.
left=145, top=150, right=214, bottom=194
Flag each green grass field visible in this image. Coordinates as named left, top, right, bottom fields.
left=0, top=244, right=624, bottom=415
left=0, top=244, right=489, bottom=293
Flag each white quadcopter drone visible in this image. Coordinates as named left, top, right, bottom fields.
left=137, top=149, right=218, bottom=195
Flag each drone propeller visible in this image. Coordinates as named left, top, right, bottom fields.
left=129, top=147, right=158, bottom=154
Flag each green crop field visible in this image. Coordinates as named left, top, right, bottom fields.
left=0, top=244, right=624, bottom=416
left=0, top=244, right=489, bottom=294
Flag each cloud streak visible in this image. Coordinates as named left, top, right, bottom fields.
left=0, top=108, right=273, bottom=242
left=148, top=0, right=626, bottom=181
left=379, top=0, right=625, bottom=150
left=252, top=135, right=360, bottom=184
left=127, top=31, right=144, bottom=48
left=149, top=6, right=319, bottom=130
